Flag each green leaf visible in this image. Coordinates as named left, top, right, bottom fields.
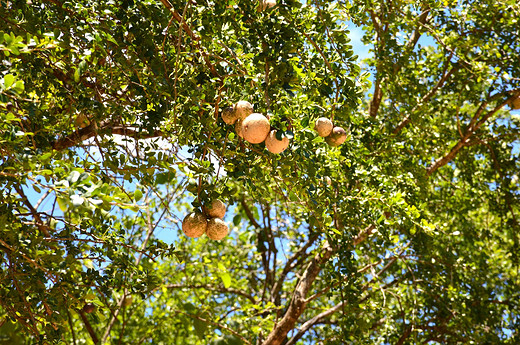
left=12, top=80, right=24, bottom=94
left=134, top=189, right=143, bottom=202
left=57, top=197, right=68, bottom=212
left=193, top=312, right=209, bottom=339
left=219, top=272, right=231, bottom=288
left=74, top=68, right=80, bottom=83
left=3, top=74, right=14, bottom=89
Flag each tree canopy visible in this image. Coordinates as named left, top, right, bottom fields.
left=1, top=0, right=519, bottom=344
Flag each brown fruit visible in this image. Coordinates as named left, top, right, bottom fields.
left=315, top=117, right=333, bottom=137
left=257, top=0, right=276, bottom=11
left=82, top=303, right=95, bottom=314
left=206, top=218, right=229, bottom=241
left=325, top=127, right=347, bottom=147
left=235, top=101, right=254, bottom=120
left=182, top=212, right=207, bottom=238
left=242, top=113, right=271, bottom=144
left=204, top=199, right=226, bottom=219
left=222, top=106, right=237, bottom=125
left=265, top=130, right=289, bottom=154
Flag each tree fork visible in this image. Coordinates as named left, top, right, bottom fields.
left=262, top=241, right=334, bottom=345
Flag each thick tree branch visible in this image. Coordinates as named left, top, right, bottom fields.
left=396, top=325, right=413, bottom=345
left=78, top=309, right=99, bottom=344
left=405, top=6, right=431, bottom=50
left=52, top=121, right=164, bottom=151
left=393, top=61, right=457, bottom=134
left=285, top=301, right=344, bottom=345
left=369, top=78, right=383, bottom=118
left=426, top=90, right=520, bottom=176
left=286, top=243, right=409, bottom=344
left=270, top=234, right=319, bottom=305
left=353, top=224, right=376, bottom=246
left=370, top=5, right=430, bottom=119
left=158, top=0, right=219, bottom=77
left=262, top=241, right=334, bottom=345
left=13, top=185, right=51, bottom=237
left=158, top=0, right=198, bottom=41
left=241, top=198, right=261, bottom=229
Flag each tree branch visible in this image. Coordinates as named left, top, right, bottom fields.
left=270, top=234, right=319, bottom=305
left=241, top=198, right=261, bottom=229
left=13, top=185, right=51, bottom=237
left=52, top=121, right=164, bottom=151
left=285, top=301, right=344, bottom=345
left=353, top=224, right=375, bottom=246
left=158, top=0, right=219, bottom=78
left=370, top=5, right=430, bottom=119
left=101, top=203, right=159, bottom=343
left=426, top=90, right=519, bottom=176
left=172, top=309, right=252, bottom=345
left=405, top=6, right=431, bottom=50
left=393, top=61, right=457, bottom=134
left=262, top=241, right=334, bottom=345
left=369, top=78, right=383, bottom=118
left=78, top=309, right=99, bottom=344
left=158, top=0, right=198, bottom=41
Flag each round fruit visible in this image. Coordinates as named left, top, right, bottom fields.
left=204, top=199, right=226, bottom=219
left=265, top=130, right=289, bottom=154
left=258, top=0, right=276, bottom=11
left=242, top=113, right=271, bottom=144
left=315, top=117, right=333, bottom=137
left=206, top=218, right=229, bottom=241
left=235, top=119, right=244, bottom=138
left=82, top=303, right=95, bottom=314
left=325, top=127, right=347, bottom=147
left=222, top=106, right=237, bottom=125
left=235, top=101, right=254, bottom=120
left=182, top=212, right=207, bottom=238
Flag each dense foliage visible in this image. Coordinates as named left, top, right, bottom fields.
left=1, top=0, right=519, bottom=344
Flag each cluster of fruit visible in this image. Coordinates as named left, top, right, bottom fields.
left=181, top=110, right=347, bottom=240
left=182, top=200, right=229, bottom=240
left=314, top=117, right=347, bottom=147
left=222, top=100, right=290, bottom=154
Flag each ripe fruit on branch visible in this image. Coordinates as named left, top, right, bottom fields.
left=235, top=101, right=254, bottom=120
left=325, top=127, right=347, bottom=147
left=265, top=130, right=289, bottom=154
left=206, top=218, right=229, bottom=240
left=204, top=199, right=226, bottom=219
left=82, top=303, right=95, bottom=314
left=182, top=212, right=207, bottom=238
left=258, top=0, right=276, bottom=11
left=221, top=106, right=237, bottom=125
left=315, top=117, right=333, bottom=137
left=242, top=113, right=271, bottom=144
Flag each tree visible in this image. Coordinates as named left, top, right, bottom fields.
left=1, top=0, right=519, bottom=344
